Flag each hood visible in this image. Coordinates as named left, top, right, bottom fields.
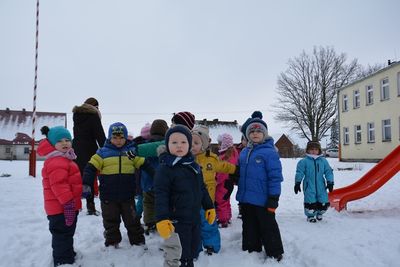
left=37, top=139, right=55, bottom=157
left=72, top=103, right=99, bottom=115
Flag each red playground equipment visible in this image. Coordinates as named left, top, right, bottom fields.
left=329, top=145, right=400, bottom=211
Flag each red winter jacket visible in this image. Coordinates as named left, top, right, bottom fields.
left=37, top=139, right=82, bottom=215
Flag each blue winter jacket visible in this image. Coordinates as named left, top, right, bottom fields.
left=236, top=138, right=283, bottom=207
left=295, top=154, right=334, bottom=204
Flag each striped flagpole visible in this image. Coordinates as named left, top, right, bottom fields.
left=29, top=0, right=39, bottom=177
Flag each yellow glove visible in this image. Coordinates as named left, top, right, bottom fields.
left=205, top=209, right=216, bottom=225
left=156, top=219, right=174, bottom=239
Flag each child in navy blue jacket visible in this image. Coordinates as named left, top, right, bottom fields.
left=236, top=113, right=284, bottom=261
left=154, top=125, right=215, bottom=267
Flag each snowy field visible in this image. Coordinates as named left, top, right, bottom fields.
left=0, top=158, right=399, bottom=267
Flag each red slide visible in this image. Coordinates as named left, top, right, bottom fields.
left=329, top=145, right=400, bottom=211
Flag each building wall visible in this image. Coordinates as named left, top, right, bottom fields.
left=338, top=62, right=400, bottom=161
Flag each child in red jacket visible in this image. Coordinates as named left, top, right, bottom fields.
left=37, top=126, right=82, bottom=267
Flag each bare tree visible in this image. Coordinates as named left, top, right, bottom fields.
left=273, top=46, right=358, bottom=142
left=356, top=63, right=386, bottom=79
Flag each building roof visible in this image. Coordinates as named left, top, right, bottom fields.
left=0, top=108, right=67, bottom=141
left=275, top=134, right=295, bottom=146
left=338, top=61, right=400, bottom=92
left=196, top=119, right=242, bottom=143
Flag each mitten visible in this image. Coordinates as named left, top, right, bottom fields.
left=294, top=182, right=301, bottom=194
left=81, top=184, right=92, bottom=199
left=205, top=209, right=216, bottom=225
left=223, top=179, right=234, bottom=200
left=156, top=219, right=174, bottom=239
left=326, top=182, right=334, bottom=193
left=64, top=200, right=76, bottom=227
left=267, top=195, right=279, bottom=213
left=126, top=149, right=137, bottom=160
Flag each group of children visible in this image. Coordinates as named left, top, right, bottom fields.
left=38, top=110, right=334, bottom=267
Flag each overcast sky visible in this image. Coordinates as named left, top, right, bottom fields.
left=1, top=0, right=399, bottom=145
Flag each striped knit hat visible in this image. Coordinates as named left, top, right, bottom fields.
left=171, top=111, right=195, bottom=130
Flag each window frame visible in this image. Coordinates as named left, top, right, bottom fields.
left=382, top=119, right=391, bottom=141
left=342, top=94, right=348, bottom=112
left=367, top=122, right=375, bottom=143
left=380, top=77, right=390, bottom=101
left=366, top=84, right=373, bottom=105
left=353, top=89, right=360, bottom=108
left=354, top=125, right=362, bottom=144
left=343, top=127, right=349, bottom=145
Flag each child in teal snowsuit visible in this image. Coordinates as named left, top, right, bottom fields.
left=294, top=141, right=334, bottom=222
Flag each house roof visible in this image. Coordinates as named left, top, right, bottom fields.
left=0, top=108, right=67, bottom=141
left=196, top=119, right=242, bottom=143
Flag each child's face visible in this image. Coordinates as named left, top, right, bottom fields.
left=249, top=130, right=264, bottom=144
left=110, top=135, right=126, bottom=148
left=191, top=134, right=203, bottom=155
left=54, top=138, right=72, bottom=153
left=168, top=132, right=189, bottom=157
left=307, top=147, right=319, bottom=155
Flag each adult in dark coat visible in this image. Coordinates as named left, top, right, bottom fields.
left=72, top=97, right=106, bottom=215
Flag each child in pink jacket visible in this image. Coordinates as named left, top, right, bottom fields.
left=37, top=126, right=82, bottom=267
left=215, top=133, right=239, bottom=228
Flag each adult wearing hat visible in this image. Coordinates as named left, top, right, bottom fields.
left=72, top=97, right=106, bottom=215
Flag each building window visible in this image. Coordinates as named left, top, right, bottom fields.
left=24, top=147, right=30, bottom=154
left=367, top=122, right=375, bottom=143
left=397, top=72, right=400, bottom=96
left=343, top=127, right=349, bottom=145
left=354, top=125, right=362, bottom=144
left=366, top=85, right=373, bottom=105
left=342, top=94, right=348, bottom=112
left=353, top=89, right=360, bottom=108
left=5, top=147, right=11, bottom=154
left=380, top=77, right=390, bottom=101
left=382, top=119, right=391, bottom=141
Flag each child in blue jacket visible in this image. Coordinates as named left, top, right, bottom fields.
left=295, top=141, right=334, bottom=222
left=236, top=114, right=284, bottom=261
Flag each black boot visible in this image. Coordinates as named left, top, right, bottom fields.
left=86, top=198, right=98, bottom=215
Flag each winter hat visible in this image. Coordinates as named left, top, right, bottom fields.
left=84, top=97, right=99, bottom=107
left=306, top=140, right=322, bottom=154
left=150, top=119, right=169, bottom=137
left=165, top=125, right=192, bottom=154
left=218, top=133, right=234, bottom=153
left=41, top=126, right=72, bottom=146
left=192, top=125, right=210, bottom=151
left=108, top=122, right=128, bottom=139
left=241, top=110, right=263, bottom=138
left=245, top=118, right=268, bottom=142
left=171, top=111, right=196, bottom=130
left=140, top=122, right=151, bottom=139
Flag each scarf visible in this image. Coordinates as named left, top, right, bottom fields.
left=46, top=148, right=77, bottom=160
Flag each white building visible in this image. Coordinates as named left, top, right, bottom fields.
left=337, top=61, right=400, bottom=162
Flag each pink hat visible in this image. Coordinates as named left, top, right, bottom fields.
left=140, top=122, right=151, bottom=139
left=218, top=133, right=234, bottom=153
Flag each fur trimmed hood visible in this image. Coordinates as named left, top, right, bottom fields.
left=72, top=103, right=101, bottom=119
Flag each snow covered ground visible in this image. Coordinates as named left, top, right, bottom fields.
left=0, top=158, right=399, bottom=267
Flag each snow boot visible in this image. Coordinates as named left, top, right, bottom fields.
left=307, top=217, right=317, bottom=223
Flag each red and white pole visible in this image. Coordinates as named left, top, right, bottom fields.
left=29, top=0, right=39, bottom=177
